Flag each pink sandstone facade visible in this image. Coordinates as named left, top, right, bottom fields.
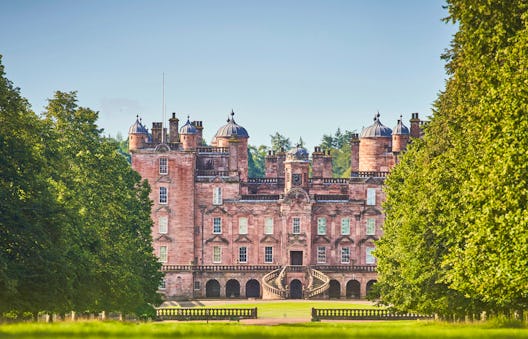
left=128, top=111, right=422, bottom=300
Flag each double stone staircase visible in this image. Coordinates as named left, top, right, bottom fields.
left=262, top=265, right=330, bottom=299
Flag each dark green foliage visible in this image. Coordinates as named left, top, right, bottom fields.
left=0, top=57, right=161, bottom=316
left=269, top=132, right=291, bottom=152
left=248, top=145, right=268, bottom=178
left=320, top=128, right=355, bottom=177
left=376, top=0, right=528, bottom=317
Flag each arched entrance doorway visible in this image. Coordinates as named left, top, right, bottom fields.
left=346, top=280, right=361, bottom=299
left=289, top=279, right=303, bottom=299
left=328, top=280, right=341, bottom=299
left=205, top=279, right=220, bottom=298
left=366, top=279, right=379, bottom=298
left=246, top=279, right=261, bottom=298
left=226, top=279, right=240, bottom=298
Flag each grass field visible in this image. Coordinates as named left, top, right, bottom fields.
left=1, top=301, right=527, bottom=338
left=201, top=300, right=380, bottom=319
left=1, top=320, right=528, bottom=338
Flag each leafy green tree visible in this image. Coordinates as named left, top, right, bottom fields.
left=376, top=0, right=528, bottom=317
left=270, top=132, right=291, bottom=152
left=0, top=56, right=70, bottom=315
left=248, top=145, right=268, bottom=178
left=319, top=128, right=355, bottom=177
left=43, top=92, right=162, bottom=315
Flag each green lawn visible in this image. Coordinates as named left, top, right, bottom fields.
left=1, top=320, right=528, bottom=338
left=206, top=301, right=380, bottom=319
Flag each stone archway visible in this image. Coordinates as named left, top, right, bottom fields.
left=290, top=279, right=303, bottom=299
left=226, top=279, right=240, bottom=298
left=328, top=279, right=341, bottom=299
left=205, top=279, right=220, bottom=298
left=246, top=279, right=261, bottom=298
left=346, top=280, right=361, bottom=299
left=366, top=279, right=378, bottom=298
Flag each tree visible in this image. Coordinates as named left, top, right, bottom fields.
left=376, top=1, right=528, bottom=317
left=248, top=145, right=268, bottom=178
left=270, top=132, right=291, bottom=152
left=43, top=92, right=162, bottom=315
left=318, top=128, right=355, bottom=178
left=0, top=56, right=69, bottom=315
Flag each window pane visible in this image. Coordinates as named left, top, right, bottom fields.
left=239, top=247, right=247, bottom=263
left=317, top=246, right=326, bottom=263
left=341, top=247, right=350, bottom=264
left=317, top=217, right=326, bottom=235
left=213, top=217, right=222, bottom=234
left=213, top=246, right=221, bottom=263
left=367, top=188, right=376, bottom=205
left=366, top=218, right=376, bottom=235
left=264, top=246, right=273, bottom=263
left=159, top=187, right=167, bottom=204
left=341, top=218, right=350, bottom=235
left=159, top=216, right=168, bottom=234
left=213, top=187, right=222, bottom=205
left=264, top=217, right=274, bottom=234
left=159, top=157, right=168, bottom=174
left=159, top=246, right=167, bottom=262
left=292, top=218, right=301, bottom=234
left=239, top=217, right=248, bottom=234
left=366, top=247, right=375, bottom=264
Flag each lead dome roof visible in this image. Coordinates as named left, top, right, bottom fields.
left=128, top=115, right=148, bottom=134
left=180, top=116, right=198, bottom=134
left=286, top=145, right=309, bottom=161
left=393, top=116, right=409, bottom=135
left=360, top=113, right=392, bottom=138
left=214, top=111, right=249, bottom=138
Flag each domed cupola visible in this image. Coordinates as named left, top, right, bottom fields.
left=393, top=115, right=409, bottom=135
left=286, top=145, right=309, bottom=161
left=360, top=113, right=392, bottom=138
left=214, top=110, right=249, bottom=139
left=179, top=116, right=198, bottom=135
left=128, top=115, right=148, bottom=134
left=128, top=115, right=149, bottom=151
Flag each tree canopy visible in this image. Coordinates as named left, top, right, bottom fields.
left=376, top=0, right=528, bottom=317
left=0, top=57, right=161, bottom=317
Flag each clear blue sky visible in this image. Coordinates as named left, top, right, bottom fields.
left=1, top=0, right=456, bottom=149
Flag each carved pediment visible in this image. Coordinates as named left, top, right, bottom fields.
left=235, top=206, right=254, bottom=215
left=287, top=233, right=307, bottom=245
left=155, top=143, right=170, bottom=152
left=155, top=234, right=173, bottom=242
left=156, top=176, right=172, bottom=183
left=359, top=235, right=378, bottom=245
left=284, top=188, right=310, bottom=205
left=234, top=235, right=253, bottom=243
left=212, top=176, right=225, bottom=183
left=362, top=207, right=382, bottom=216
left=312, top=235, right=331, bottom=244
left=260, top=235, right=279, bottom=244
left=155, top=206, right=171, bottom=213
left=206, top=206, right=229, bottom=215
left=205, top=234, right=229, bottom=244
left=335, top=235, right=355, bottom=247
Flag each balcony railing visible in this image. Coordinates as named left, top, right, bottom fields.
left=195, top=170, right=231, bottom=177
left=161, top=264, right=376, bottom=273
left=240, top=194, right=281, bottom=201
left=314, top=194, right=349, bottom=202
left=351, top=171, right=388, bottom=178
left=162, top=265, right=281, bottom=272
left=196, top=147, right=229, bottom=154
left=311, top=265, right=377, bottom=273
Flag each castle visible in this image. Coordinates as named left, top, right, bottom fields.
left=128, top=111, right=422, bottom=300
